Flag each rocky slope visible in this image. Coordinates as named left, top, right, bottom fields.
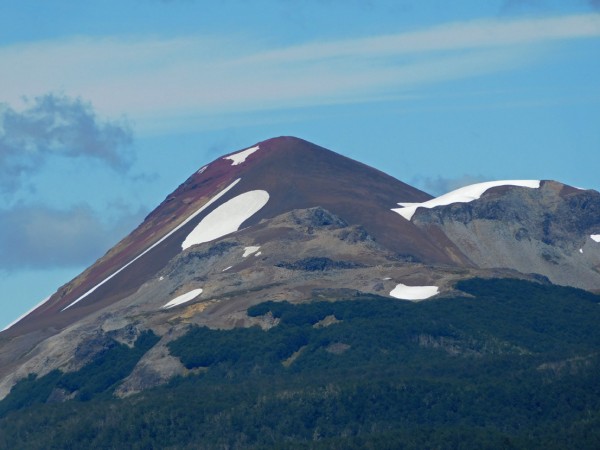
left=411, top=180, right=600, bottom=290
left=1, top=136, right=599, bottom=399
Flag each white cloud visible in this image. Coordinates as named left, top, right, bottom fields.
left=233, top=14, right=600, bottom=64
left=0, top=93, right=133, bottom=193
left=0, top=14, right=598, bottom=133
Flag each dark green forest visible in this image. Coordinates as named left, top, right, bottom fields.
left=1, top=278, right=599, bottom=449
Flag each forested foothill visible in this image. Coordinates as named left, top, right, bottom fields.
left=1, top=278, right=599, bottom=449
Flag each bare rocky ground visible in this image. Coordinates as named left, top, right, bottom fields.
left=2, top=180, right=600, bottom=400
left=0, top=207, right=542, bottom=399
left=413, top=181, right=600, bottom=291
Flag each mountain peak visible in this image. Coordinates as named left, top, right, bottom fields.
left=2, top=137, right=435, bottom=335
left=4, top=136, right=600, bottom=340
left=1, top=137, right=600, bottom=405
left=2, top=137, right=599, bottom=341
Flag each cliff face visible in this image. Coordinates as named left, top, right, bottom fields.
left=412, top=181, right=600, bottom=291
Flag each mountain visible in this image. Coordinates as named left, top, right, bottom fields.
left=1, top=136, right=600, bottom=448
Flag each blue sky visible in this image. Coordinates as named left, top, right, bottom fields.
left=1, top=0, right=599, bottom=330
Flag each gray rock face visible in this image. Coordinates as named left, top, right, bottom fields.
left=412, top=181, right=600, bottom=291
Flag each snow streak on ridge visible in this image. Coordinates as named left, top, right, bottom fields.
left=243, top=246, right=261, bottom=257
left=163, top=288, right=203, bottom=309
left=224, top=145, right=259, bottom=166
left=182, top=190, right=269, bottom=250
left=389, top=283, right=439, bottom=300
left=2, top=295, right=52, bottom=332
left=392, top=180, right=541, bottom=221
left=61, top=178, right=242, bottom=311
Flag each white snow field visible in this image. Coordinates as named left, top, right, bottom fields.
left=2, top=295, right=52, bottom=332
left=591, top=235, right=600, bottom=243
left=162, top=288, right=203, bottom=309
left=243, top=246, right=260, bottom=257
left=182, top=190, right=270, bottom=250
left=224, top=145, right=259, bottom=166
left=392, top=180, right=541, bottom=221
left=62, top=178, right=242, bottom=311
left=389, top=283, right=439, bottom=301
left=222, top=266, right=232, bottom=272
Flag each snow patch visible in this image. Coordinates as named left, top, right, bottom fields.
left=579, top=248, right=584, bottom=254
left=159, top=276, right=164, bottom=281
left=2, top=295, right=52, bottom=332
left=197, top=165, right=208, bottom=174
left=389, top=283, right=439, bottom=301
left=222, top=266, right=232, bottom=272
left=62, top=178, right=241, bottom=311
left=224, top=145, right=259, bottom=166
left=182, top=190, right=269, bottom=250
left=382, top=277, right=392, bottom=281
left=591, top=235, right=600, bottom=243
left=163, top=288, right=203, bottom=309
left=392, top=180, right=541, bottom=221
left=255, top=251, right=262, bottom=257
left=243, top=246, right=260, bottom=257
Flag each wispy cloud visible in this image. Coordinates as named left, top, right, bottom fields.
left=413, top=174, right=489, bottom=196
left=0, top=14, right=598, bottom=133
left=0, top=93, right=133, bottom=193
left=502, top=0, right=600, bottom=12
left=233, top=14, right=600, bottom=64
left=0, top=203, right=147, bottom=270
